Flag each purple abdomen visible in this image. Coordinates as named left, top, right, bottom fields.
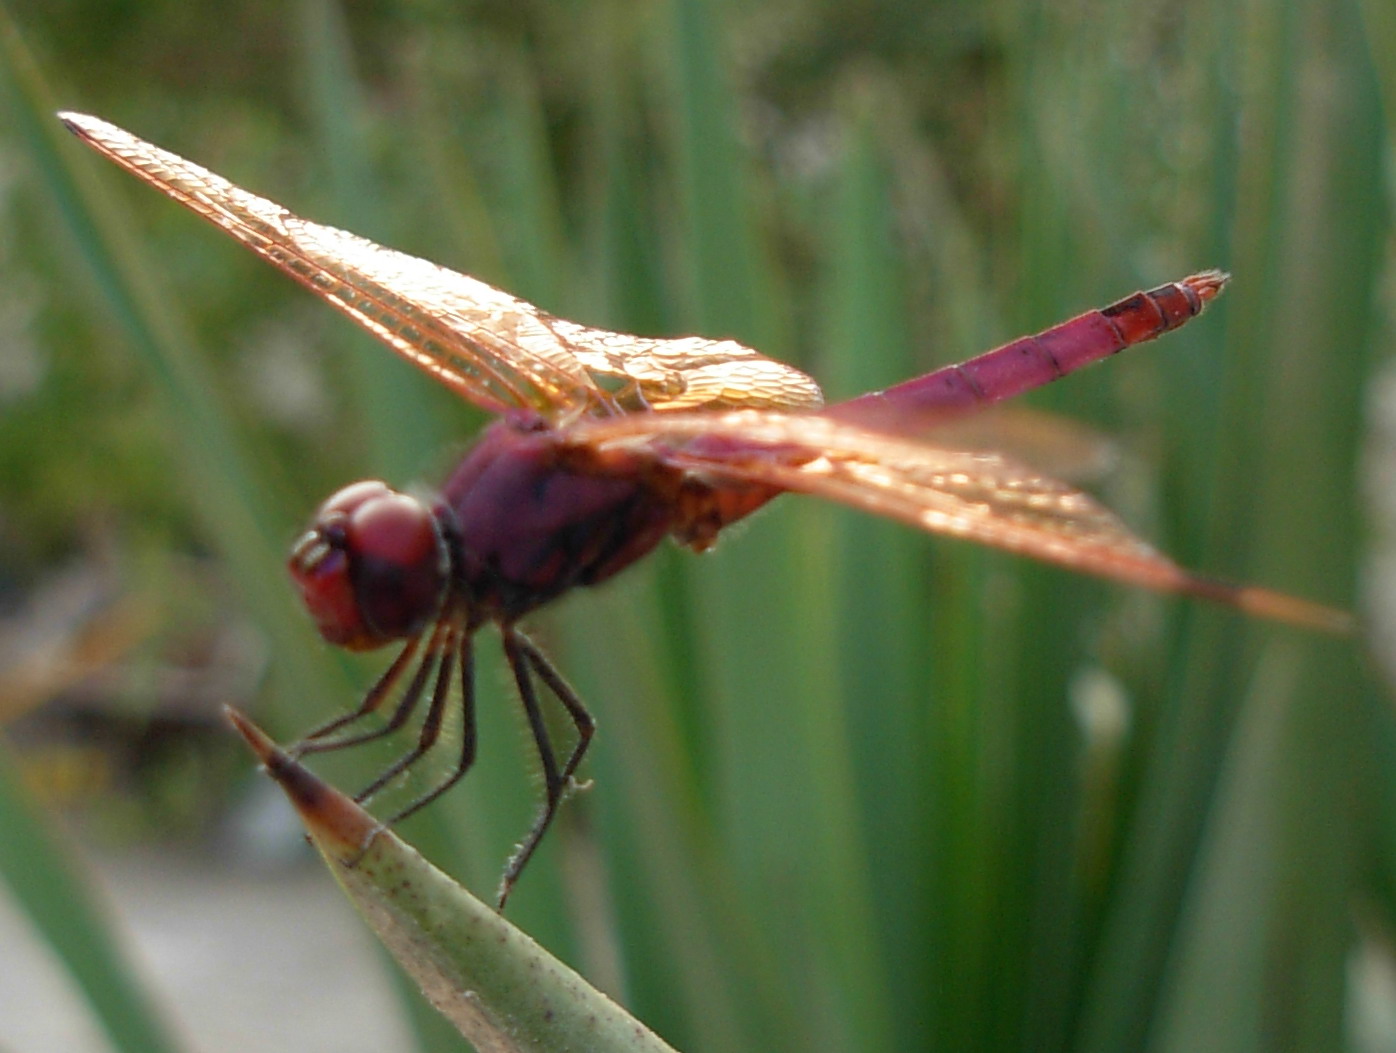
left=439, top=416, right=677, bottom=619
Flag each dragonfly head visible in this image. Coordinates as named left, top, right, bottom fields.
left=288, top=480, right=449, bottom=651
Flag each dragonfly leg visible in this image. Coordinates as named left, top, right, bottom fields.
left=288, top=634, right=423, bottom=754
left=380, top=636, right=479, bottom=823
left=517, top=631, right=596, bottom=791
left=291, top=619, right=447, bottom=757
left=355, top=622, right=461, bottom=805
left=497, top=626, right=596, bottom=909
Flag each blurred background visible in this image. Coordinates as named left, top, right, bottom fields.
left=0, top=0, right=1392, bottom=1051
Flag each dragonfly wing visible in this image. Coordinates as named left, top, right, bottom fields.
left=62, top=113, right=823, bottom=419
left=546, top=319, right=824, bottom=413
left=62, top=112, right=608, bottom=416
left=568, top=410, right=1351, bottom=632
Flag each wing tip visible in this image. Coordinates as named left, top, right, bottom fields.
left=57, top=110, right=95, bottom=138
left=1186, top=576, right=1354, bottom=635
left=1238, top=588, right=1355, bottom=635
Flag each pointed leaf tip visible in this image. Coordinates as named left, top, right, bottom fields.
left=223, top=703, right=278, bottom=761
left=222, top=706, right=380, bottom=860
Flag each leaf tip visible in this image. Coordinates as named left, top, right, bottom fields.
left=223, top=706, right=381, bottom=861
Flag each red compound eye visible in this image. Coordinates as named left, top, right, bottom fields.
left=321, top=479, right=394, bottom=518
left=347, top=492, right=440, bottom=571
left=288, top=481, right=447, bottom=650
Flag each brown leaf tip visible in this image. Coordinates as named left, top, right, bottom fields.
left=223, top=705, right=330, bottom=813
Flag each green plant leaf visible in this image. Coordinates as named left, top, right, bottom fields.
left=226, top=707, right=681, bottom=1053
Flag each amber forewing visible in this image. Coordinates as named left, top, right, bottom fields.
left=59, top=112, right=823, bottom=420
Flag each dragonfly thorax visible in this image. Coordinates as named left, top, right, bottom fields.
left=439, top=415, right=680, bottom=621
left=288, top=480, right=450, bottom=651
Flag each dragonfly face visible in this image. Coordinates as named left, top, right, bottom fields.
left=288, top=480, right=449, bottom=652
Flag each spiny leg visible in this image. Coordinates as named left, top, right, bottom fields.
left=516, top=632, right=596, bottom=790
left=497, top=626, right=596, bottom=908
left=383, top=634, right=479, bottom=825
left=292, top=618, right=449, bottom=758
left=355, top=622, right=461, bottom=805
left=289, top=634, right=423, bottom=755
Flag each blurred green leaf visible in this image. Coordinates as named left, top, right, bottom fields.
left=0, top=737, right=184, bottom=1053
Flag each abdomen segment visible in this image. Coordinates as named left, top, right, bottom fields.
left=829, top=271, right=1228, bottom=429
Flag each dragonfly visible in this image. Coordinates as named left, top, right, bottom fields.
left=61, top=112, right=1351, bottom=906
